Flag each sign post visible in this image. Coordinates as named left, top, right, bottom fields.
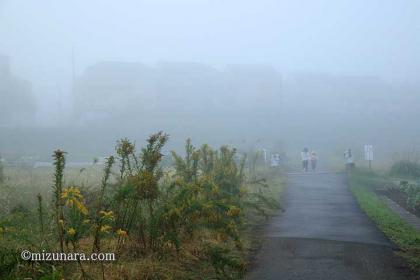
left=364, top=145, right=373, bottom=169
left=270, top=153, right=280, bottom=167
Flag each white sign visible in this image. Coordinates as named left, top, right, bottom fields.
left=364, top=145, right=373, bottom=161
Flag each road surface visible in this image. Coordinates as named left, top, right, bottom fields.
left=247, top=172, right=413, bottom=280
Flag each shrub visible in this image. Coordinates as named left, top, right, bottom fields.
left=0, top=246, right=20, bottom=279
left=399, top=181, right=420, bottom=211
left=0, top=132, right=280, bottom=279
left=0, top=157, right=4, bottom=184
left=390, top=160, right=420, bottom=179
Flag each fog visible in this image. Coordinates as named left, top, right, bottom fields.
left=1, top=0, right=420, bottom=167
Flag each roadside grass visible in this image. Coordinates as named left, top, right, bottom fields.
left=349, top=169, right=420, bottom=271
left=242, top=169, right=284, bottom=258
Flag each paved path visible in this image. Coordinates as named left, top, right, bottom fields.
left=247, top=173, right=413, bottom=280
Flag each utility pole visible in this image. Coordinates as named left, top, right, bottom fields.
left=71, top=47, right=77, bottom=121
left=72, top=47, right=76, bottom=91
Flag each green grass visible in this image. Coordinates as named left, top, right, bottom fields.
left=349, top=169, right=420, bottom=271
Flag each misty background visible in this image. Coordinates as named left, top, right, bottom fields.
left=1, top=0, right=419, bottom=166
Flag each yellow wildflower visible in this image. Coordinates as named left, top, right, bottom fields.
left=74, top=200, right=88, bottom=215
left=61, top=186, right=83, bottom=200
left=83, top=219, right=90, bottom=224
left=99, top=210, right=114, bottom=220
left=100, top=225, right=112, bottom=233
left=239, top=187, right=248, bottom=195
left=227, top=221, right=237, bottom=232
left=116, top=229, right=128, bottom=237
left=204, top=202, right=213, bottom=210
left=61, top=186, right=88, bottom=215
left=66, top=199, right=74, bottom=207
left=67, top=228, right=76, bottom=236
left=227, top=206, right=241, bottom=217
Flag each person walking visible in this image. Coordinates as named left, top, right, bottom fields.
left=344, top=148, right=355, bottom=170
left=301, top=147, right=310, bottom=172
left=310, top=151, right=318, bottom=171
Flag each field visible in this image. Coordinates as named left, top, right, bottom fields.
left=0, top=132, right=284, bottom=280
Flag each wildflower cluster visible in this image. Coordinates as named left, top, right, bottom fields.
left=13, top=132, right=278, bottom=279
left=61, top=186, right=88, bottom=215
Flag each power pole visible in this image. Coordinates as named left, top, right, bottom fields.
left=71, top=47, right=77, bottom=121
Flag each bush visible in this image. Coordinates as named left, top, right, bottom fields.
left=0, top=132, right=281, bottom=279
left=0, top=246, right=20, bottom=279
left=390, top=160, right=420, bottom=179
left=399, top=181, right=420, bottom=211
left=0, top=158, right=4, bottom=184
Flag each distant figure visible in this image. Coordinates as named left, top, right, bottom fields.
left=344, top=148, right=355, bottom=170
left=301, top=147, right=310, bottom=172
left=270, top=153, right=280, bottom=167
left=310, top=151, right=318, bottom=171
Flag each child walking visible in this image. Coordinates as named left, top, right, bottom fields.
left=310, top=151, right=318, bottom=171
left=301, top=148, right=310, bottom=172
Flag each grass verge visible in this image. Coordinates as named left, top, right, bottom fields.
left=349, top=169, right=420, bottom=271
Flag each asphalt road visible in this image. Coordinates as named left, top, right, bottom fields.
left=246, top=172, right=414, bottom=280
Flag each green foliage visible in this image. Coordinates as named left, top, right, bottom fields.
left=390, top=160, right=420, bottom=179
left=112, top=131, right=170, bottom=250
left=205, top=242, right=245, bottom=279
left=52, top=149, right=66, bottom=253
left=92, top=155, right=115, bottom=251
left=399, top=181, right=420, bottom=211
left=37, top=193, right=46, bottom=245
left=38, top=271, right=62, bottom=280
left=171, top=139, right=200, bottom=183
left=0, top=245, right=62, bottom=280
left=350, top=170, right=420, bottom=271
left=0, top=205, right=60, bottom=280
left=0, top=246, right=20, bottom=278
left=0, top=156, right=4, bottom=184
left=116, top=138, right=136, bottom=178
left=167, top=140, right=278, bottom=274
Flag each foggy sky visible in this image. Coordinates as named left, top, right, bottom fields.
left=1, top=0, right=419, bottom=88
left=1, top=0, right=420, bottom=164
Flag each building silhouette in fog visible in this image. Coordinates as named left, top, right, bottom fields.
left=0, top=55, right=35, bottom=126
left=74, top=61, right=282, bottom=125
left=74, top=61, right=157, bottom=124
